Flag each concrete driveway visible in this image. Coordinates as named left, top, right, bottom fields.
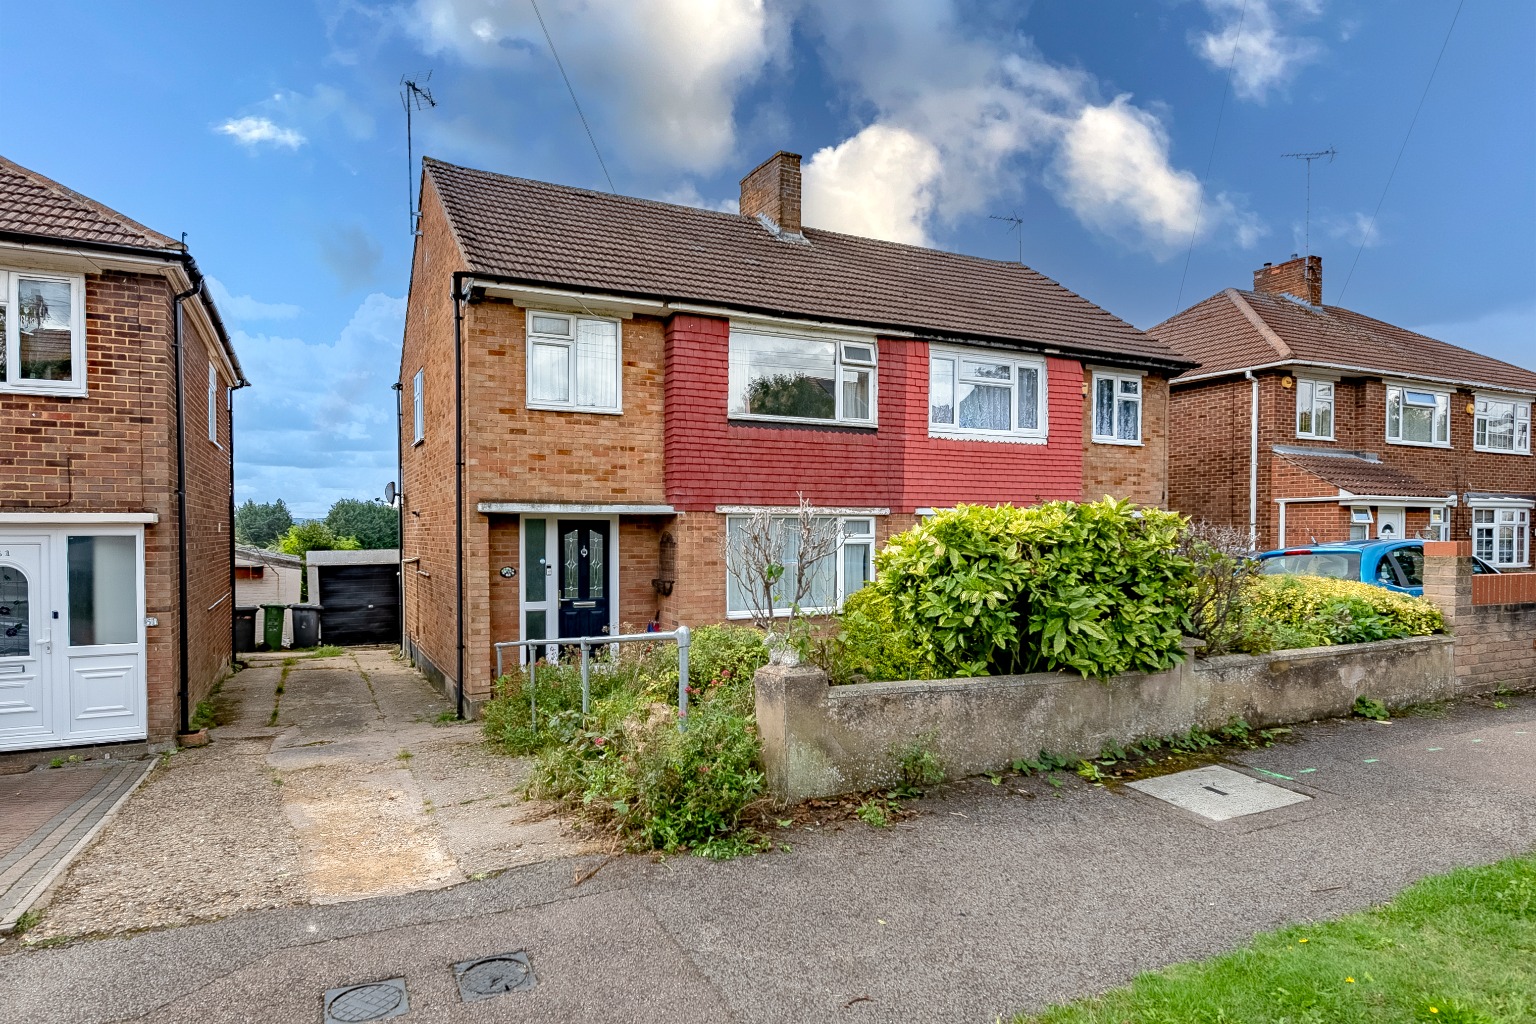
left=16, top=647, right=585, bottom=941
left=0, top=691, right=1530, bottom=1023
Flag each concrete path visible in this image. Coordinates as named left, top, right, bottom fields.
left=13, top=648, right=583, bottom=941
left=0, top=692, right=1530, bottom=1023
left=0, top=759, right=151, bottom=932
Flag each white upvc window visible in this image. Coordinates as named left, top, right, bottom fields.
left=0, top=268, right=88, bottom=397
left=727, top=327, right=876, bottom=426
left=928, top=348, right=1048, bottom=442
left=1473, top=395, right=1531, bottom=454
left=1091, top=370, right=1142, bottom=444
left=1385, top=384, right=1450, bottom=447
left=724, top=514, right=875, bottom=617
left=207, top=364, right=220, bottom=443
left=1427, top=506, right=1450, bottom=543
left=1472, top=505, right=1530, bottom=568
left=1348, top=505, right=1373, bottom=541
left=525, top=310, right=622, bottom=413
left=1295, top=378, right=1335, bottom=440
left=412, top=368, right=425, bottom=444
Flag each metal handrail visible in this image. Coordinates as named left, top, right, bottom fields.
left=493, top=625, right=692, bottom=732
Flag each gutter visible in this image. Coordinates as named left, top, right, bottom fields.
left=228, top=378, right=250, bottom=666
left=452, top=271, right=468, bottom=721
left=393, top=380, right=405, bottom=654
left=172, top=280, right=199, bottom=736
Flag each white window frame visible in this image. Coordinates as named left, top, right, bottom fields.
left=0, top=267, right=88, bottom=397
left=524, top=309, right=623, bottom=415
left=1471, top=502, right=1531, bottom=569
left=1472, top=394, right=1531, bottom=455
left=1385, top=383, right=1451, bottom=448
left=207, top=364, right=220, bottom=444
left=724, top=513, right=876, bottom=618
left=927, top=347, right=1048, bottom=443
left=1295, top=378, right=1335, bottom=440
left=726, top=325, right=878, bottom=428
left=412, top=368, right=425, bottom=445
left=1091, top=369, right=1144, bottom=446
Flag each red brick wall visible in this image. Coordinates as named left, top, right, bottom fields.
left=1424, top=542, right=1536, bottom=693
left=1081, top=373, right=1171, bottom=507
left=0, top=268, right=232, bottom=743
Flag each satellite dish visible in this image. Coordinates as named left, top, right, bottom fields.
left=384, top=481, right=397, bottom=505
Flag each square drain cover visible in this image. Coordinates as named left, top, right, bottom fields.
left=454, top=952, right=537, bottom=1001
left=322, top=978, right=408, bottom=1023
left=1128, top=765, right=1309, bottom=821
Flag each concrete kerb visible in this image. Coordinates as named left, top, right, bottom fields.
left=755, top=635, right=1456, bottom=802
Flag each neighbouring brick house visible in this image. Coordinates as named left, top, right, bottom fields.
left=1152, top=254, right=1536, bottom=561
left=0, top=156, right=246, bottom=754
left=399, top=152, right=1193, bottom=710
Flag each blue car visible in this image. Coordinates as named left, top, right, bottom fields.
left=1256, top=539, right=1498, bottom=597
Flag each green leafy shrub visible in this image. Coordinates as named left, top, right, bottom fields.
left=872, top=499, right=1193, bottom=678
left=1239, top=575, right=1444, bottom=652
left=824, top=587, right=933, bottom=684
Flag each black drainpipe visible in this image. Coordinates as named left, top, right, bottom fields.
left=171, top=281, right=199, bottom=736
left=452, top=272, right=467, bottom=720
left=228, top=379, right=249, bottom=661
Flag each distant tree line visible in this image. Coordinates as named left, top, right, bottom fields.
left=236, top=497, right=398, bottom=557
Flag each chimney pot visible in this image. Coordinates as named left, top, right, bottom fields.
left=1253, top=254, right=1322, bottom=306
left=739, top=151, right=803, bottom=238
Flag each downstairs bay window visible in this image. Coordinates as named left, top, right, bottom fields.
left=1472, top=506, right=1530, bottom=568
left=725, top=514, right=874, bottom=617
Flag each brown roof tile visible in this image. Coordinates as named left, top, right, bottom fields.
left=0, top=155, right=180, bottom=251
left=1276, top=449, right=1452, bottom=499
left=424, top=158, right=1188, bottom=368
left=1152, top=287, right=1536, bottom=393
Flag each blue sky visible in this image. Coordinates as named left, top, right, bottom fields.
left=8, top=1, right=1533, bottom=518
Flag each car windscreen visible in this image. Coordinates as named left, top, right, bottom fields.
left=1259, top=552, right=1362, bottom=579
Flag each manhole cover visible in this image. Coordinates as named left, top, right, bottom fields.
left=1127, top=765, right=1310, bottom=821
left=454, top=952, right=537, bottom=1001
left=322, top=979, right=409, bottom=1023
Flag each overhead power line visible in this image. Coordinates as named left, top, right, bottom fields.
left=529, top=0, right=615, bottom=194
left=1337, top=0, right=1465, bottom=303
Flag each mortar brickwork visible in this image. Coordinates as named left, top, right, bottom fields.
left=1423, top=541, right=1536, bottom=693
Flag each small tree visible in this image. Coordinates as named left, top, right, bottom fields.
left=276, top=522, right=361, bottom=601
left=325, top=498, right=399, bottom=550
left=724, top=495, right=840, bottom=641
left=1177, top=520, right=1261, bottom=656
left=236, top=498, right=294, bottom=547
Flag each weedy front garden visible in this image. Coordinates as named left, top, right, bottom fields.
left=482, top=498, right=1449, bottom=857
left=1012, top=853, right=1536, bottom=1024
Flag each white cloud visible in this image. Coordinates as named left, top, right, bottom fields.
left=655, top=183, right=739, bottom=214
left=1194, top=0, right=1323, bottom=102
left=408, top=0, right=783, bottom=172
left=234, top=293, right=406, bottom=519
left=803, top=125, right=942, bottom=246
left=206, top=278, right=302, bottom=323
left=218, top=116, right=306, bottom=149
left=1319, top=211, right=1382, bottom=249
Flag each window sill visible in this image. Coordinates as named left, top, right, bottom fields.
left=0, top=383, right=88, bottom=398
left=1385, top=438, right=1451, bottom=450
left=727, top=414, right=878, bottom=431
left=1091, top=436, right=1144, bottom=447
left=1296, top=433, right=1335, bottom=442
left=726, top=606, right=837, bottom=620
left=1472, top=445, right=1531, bottom=456
left=527, top=403, right=624, bottom=416
left=929, top=428, right=1047, bottom=445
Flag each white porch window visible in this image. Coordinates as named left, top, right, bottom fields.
left=525, top=311, right=621, bottom=413
left=1473, top=396, right=1531, bottom=454
left=1348, top=506, right=1373, bottom=541
left=725, top=514, right=875, bottom=617
left=0, top=268, right=88, bottom=397
left=1386, top=384, right=1450, bottom=447
left=928, top=348, right=1047, bottom=442
left=1092, top=371, right=1143, bottom=444
left=1295, top=379, right=1335, bottom=440
left=1472, top=506, right=1530, bottom=568
left=727, top=328, right=876, bottom=426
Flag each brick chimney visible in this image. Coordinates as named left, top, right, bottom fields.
left=1253, top=254, right=1322, bottom=306
left=740, top=151, right=802, bottom=237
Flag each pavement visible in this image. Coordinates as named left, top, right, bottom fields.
left=0, top=692, right=1531, bottom=1024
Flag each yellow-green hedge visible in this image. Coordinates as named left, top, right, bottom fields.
left=1243, top=575, right=1444, bottom=650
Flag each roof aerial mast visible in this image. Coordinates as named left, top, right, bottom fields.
left=401, top=72, right=437, bottom=235
left=989, top=212, right=1025, bottom=265
left=1280, top=147, right=1337, bottom=260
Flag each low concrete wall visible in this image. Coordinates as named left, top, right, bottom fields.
left=755, top=635, right=1455, bottom=802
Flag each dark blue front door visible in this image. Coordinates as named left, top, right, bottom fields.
left=557, top=521, right=609, bottom=639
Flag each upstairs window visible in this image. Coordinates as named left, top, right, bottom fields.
left=526, top=311, right=621, bottom=413
left=1472, top=506, right=1530, bottom=568
left=0, top=269, right=87, bottom=396
left=1473, top=396, right=1531, bottom=454
left=728, top=328, right=876, bottom=426
left=928, top=349, right=1047, bottom=442
left=1386, top=384, right=1449, bottom=447
left=1295, top=379, right=1335, bottom=440
left=207, top=364, right=220, bottom=443
left=412, top=368, right=425, bottom=443
left=1092, top=371, right=1142, bottom=444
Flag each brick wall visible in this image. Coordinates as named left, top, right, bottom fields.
left=0, top=268, right=232, bottom=742
left=1422, top=541, right=1536, bottom=693
left=1081, top=372, right=1171, bottom=507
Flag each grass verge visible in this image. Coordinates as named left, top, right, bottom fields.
left=1013, top=853, right=1536, bottom=1024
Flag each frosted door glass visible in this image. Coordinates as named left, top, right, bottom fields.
left=68, top=536, right=137, bottom=646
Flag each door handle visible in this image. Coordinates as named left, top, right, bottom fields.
left=38, top=627, right=52, bottom=654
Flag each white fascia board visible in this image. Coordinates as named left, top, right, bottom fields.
left=477, top=502, right=677, bottom=515
left=715, top=505, right=891, bottom=516
left=473, top=280, right=667, bottom=319
left=1272, top=493, right=1348, bottom=504
left=0, top=511, right=159, bottom=524
left=668, top=302, right=914, bottom=338
left=1335, top=493, right=1458, bottom=506
left=1174, top=358, right=1536, bottom=397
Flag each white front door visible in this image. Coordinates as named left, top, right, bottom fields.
left=0, top=529, right=146, bottom=752
left=0, top=537, right=53, bottom=748
left=1377, top=507, right=1405, bottom=540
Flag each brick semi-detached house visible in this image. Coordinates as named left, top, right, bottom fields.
left=1152, top=254, right=1536, bottom=563
left=399, top=152, right=1193, bottom=711
left=0, top=156, right=246, bottom=755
